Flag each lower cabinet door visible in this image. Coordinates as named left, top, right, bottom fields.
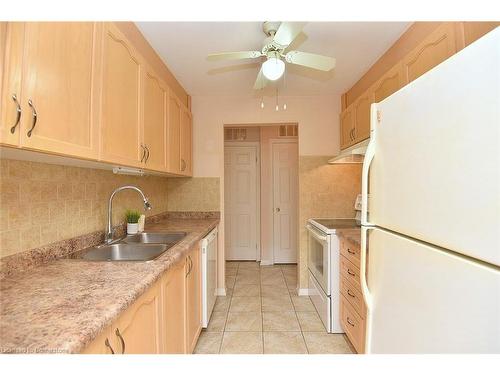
left=81, top=326, right=115, bottom=354
left=112, top=281, right=162, bottom=354
left=161, top=258, right=187, bottom=353
left=186, top=246, right=202, bottom=353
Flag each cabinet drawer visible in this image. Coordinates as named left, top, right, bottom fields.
left=340, top=237, right=360, bottom=268
left=340, top=275, right=365, bottom=318
left=340, top=255, right=361, bottom=288
left=340, top=294, right=365, bottom=353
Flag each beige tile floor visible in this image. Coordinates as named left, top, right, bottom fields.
left=194, top=261, right=354, bottom=354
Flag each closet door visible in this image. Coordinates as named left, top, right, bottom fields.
left=100, top=23, right=142, bottom=166
left=19, top=23, right=100, bottom=159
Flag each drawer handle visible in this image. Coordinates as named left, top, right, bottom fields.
left=347, top=289, right=355, bottom=298
left=115, top=328, right=125, bottom=354
left=347, top=317, right=355, bottom=327
left=104, top=338, right=115, bottom=354
left=347, top=248, right=356, bottom=255
left=26, top=99, right=37, bottom=137
left=9, top=94, right=21, bottom=134
left=347, top=269, right=356, bottom=277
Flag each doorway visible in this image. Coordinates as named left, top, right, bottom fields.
left=224, top=124, right=298, bottom=265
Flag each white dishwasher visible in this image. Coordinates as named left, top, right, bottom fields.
left=201, top=227, right=218, bottom=328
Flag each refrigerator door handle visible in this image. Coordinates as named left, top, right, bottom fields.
left=361, top=104, right=377, bottom=226
left=361, top=226, right=374, bottom=353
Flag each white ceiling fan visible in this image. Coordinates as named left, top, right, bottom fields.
left=207, top=22, right=336, bottom=90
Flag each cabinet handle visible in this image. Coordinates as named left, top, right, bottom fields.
left=347, top=248, right=356, bottom=255
left=104, top=338, right=115, bottom=354
left=347, top=317, right=355, bottom=327
left=9, top=94, right=21, bottom=134
left=115, top=328, right=125, bottom=354
left=181, top=158, right=186, bottom=172
left=185, top=256, right=191, bottom=277
left=145, top=145, right=150, bottom=162
left=26, top=99, right=37, bottom=137
left=347, top=289, right=355, bottom=298
left=347, top=269, right=356, bottom=277
left=140, top=145, right=146, bottom=162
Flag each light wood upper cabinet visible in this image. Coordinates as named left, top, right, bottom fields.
left=112, top=280, right=162, bottom=354
left=1, top=22, right=101, bottom=160
left=143, top=67, right=167, bottom=172
left=340, top=106, right=354, bottom=150
left=186, top=246, right=202, bottom=353
left=167, top=91, right=181, bottom=174
left=372, top=62, right=404, bottom=103
left=0, top=23, right=24, bottom=147
left=99, top=23, right=142, bottom=167
left=402, top=23, right=457, bottom=84
left=160, top=257, right=187, bottom=354
left=462, top=22, right=499, bottom=47
left=352, top=91, right=372, bottom=143
left=180, top=107, right=193, bottom=175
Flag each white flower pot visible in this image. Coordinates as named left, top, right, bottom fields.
left=127, top=223, right=139, bottom=235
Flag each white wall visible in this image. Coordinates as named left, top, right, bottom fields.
left=191, top=94, right=341, bottom=292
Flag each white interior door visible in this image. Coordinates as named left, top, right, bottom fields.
left=224, top=146, right=258, bottom=260
left=272, top=142, right=298, bottom=263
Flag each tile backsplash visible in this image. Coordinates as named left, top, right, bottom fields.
left=167, top=177, right=220, bottom=212
left=298, top=156, right=362, bottom=289
left=0, top=159, right=169, bottom=258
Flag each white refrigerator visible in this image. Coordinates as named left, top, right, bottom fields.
left=360, top=28, right=500, bottom=353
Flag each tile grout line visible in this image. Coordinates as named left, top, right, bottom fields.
left=218, top=261, right=238, bottom=354
left=260, top=261, right=265, bottom=354
left=283, top=264, right=310, bottom=354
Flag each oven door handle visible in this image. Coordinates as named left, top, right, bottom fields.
left=306, top=224, right=328, bottom=243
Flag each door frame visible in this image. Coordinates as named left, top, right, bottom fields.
left=269, top=138, right=298, bottom=264
left=223, top=141, right=261, bottom=262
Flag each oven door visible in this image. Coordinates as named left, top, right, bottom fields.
left=307, top=224, right=330, bottom=295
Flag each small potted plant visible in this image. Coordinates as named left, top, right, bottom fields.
left=125, top=209, right=141, bottom=235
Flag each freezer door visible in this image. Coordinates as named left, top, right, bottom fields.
left=365, top=28, right=500, bottom=266
left=364, top=227, right=500, bottom=353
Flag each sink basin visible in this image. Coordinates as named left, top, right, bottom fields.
left=73, top=243, right=171, bottom=261
left=122, top=232, right=186, bottom=244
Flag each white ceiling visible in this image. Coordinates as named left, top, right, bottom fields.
left=136, top=22, right=410, bottom=97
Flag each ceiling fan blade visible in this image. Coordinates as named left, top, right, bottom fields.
left=253, top=66, right=268, bottom=90
left=272, top=22, right=306, bottom=47
left=285, top=50, right=336, bottom=71
left=207, top=51, right=262, bottom=61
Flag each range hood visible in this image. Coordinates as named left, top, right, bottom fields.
left=328, top=139, right=369, bottom=164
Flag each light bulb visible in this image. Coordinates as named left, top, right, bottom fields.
left=283, top=103, right=287, bottom=110
left=275, top=104, right=279, bottom=111
left=263, top=57, right=285, bottom=81
left=260, top=101, right=264, bottom=109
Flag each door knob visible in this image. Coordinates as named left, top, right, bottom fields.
left=276, top=207, right=280, bottom=212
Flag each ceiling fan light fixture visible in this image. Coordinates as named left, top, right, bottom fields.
left=262, top=56, right=285, bottom=81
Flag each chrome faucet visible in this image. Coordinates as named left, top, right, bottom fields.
left=105, top=185, right=152, bottom=244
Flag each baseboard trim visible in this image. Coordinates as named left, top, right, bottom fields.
left=297, top=288, right=309, bottom=296
left=259, top=260, right=273, bottom=266
left=216, top=288, right=226, bottom=296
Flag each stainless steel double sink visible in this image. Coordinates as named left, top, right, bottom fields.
left=70, top=232, right=187, bottom=262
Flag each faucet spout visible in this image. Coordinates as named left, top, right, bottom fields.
left=105, top=185, right=152, bottom=244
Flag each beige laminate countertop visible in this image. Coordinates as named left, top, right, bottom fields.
left=0, top=217, right=218, bottom=354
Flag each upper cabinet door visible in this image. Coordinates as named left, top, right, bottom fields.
left=0, top=23, right=24, bottom=147
left=340, top=107, right=354, bottom=150
left=17, top=23, right=101, bottom=159
left=143, top=68, right=167, bottom=172
left=372, top=62, right=404, bottom=103
left=402, top=23, right=457, bottom=83
left=167, top=91, right=181, bottom=174
left=462, top=22, right=499, bottom=47
left=100, top=23, right=142, bottom=167
left=352, top=91, right=372, bottom=143
left=180, top=107, right=192, bottom=176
